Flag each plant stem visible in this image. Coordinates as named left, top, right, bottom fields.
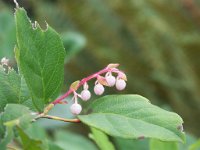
left=7, top=145, right=20, bottom=150
left=13, top=0, right=19, bottom=8
left=35, top=114, right=80, bottom=123
left=36, top=64, right=120, bottom=123
left=52, top=66, right=114, bottom=105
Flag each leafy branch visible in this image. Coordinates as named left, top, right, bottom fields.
left=0, top=1, right=186, bottom=149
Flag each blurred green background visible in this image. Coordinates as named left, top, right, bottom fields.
left=1, top=0, right=200, bottom=148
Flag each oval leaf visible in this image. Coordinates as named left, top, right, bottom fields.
left=78, top=95, right=185, bottom=142
left=15, top=8, right=66, bottom=111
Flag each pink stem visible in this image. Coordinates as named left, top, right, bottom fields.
left=52, top=67, right=117, bottom=105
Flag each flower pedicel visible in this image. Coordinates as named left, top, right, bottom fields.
left=52, top=64, right=127, bottom=115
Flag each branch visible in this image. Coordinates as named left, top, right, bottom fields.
left=40, top=64, right=124, bottom=116
left=35, top=114, right=80, bottom=123
left=52, top=64, right=120, bottom=105
left=7, top=145, right=20, bottom=150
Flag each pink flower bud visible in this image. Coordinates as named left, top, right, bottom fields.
left=81, top=89, right=91, bottom=101
left=70, top=103, right=82, bottom=115
left=116, top=79, right=126, bottom=91
left=94, top=83, right=104, bottom=95
left=105, top=75, right=116, bottom=87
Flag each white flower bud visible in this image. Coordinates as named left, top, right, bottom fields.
left=81, top=89, right=91, bottom=101
left=116, top=79, right=126, bottom=91
left=70, top=103, right=82, bottom=115
left=1, top=57, right=9, bottom=66
left=94, top=83, right=104, bottom=95
left=105, top=75, right=116, bottom=87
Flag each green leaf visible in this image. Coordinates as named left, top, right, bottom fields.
left=1, top=104, right=34, bottom=129
left=48, top=142, right=63, bottom=150
left=0, top=104, right=34, bottom=150
left=113, top=138, right=149, bottom=150
left=25, top=123, right=47, bottom=141
left=150, top=139, right=179, bottom=150
left=0, top=126, right=14, bottom=150
left=19, top=77, right=36, bottom=111
left=78, top=95, right=185, bottom=142
left=17, top=127, right=45, bottom=150
left=55, top=131, right=98, bottom=150
left=0, top=65, right=34, bottom=112
left=0, top=114, right=4, bottom=138
left=1, top=104, right=33, bottom=135
left=15, top=8, right=66, bottom=111
left=0, top=66, right=21, bottom=112
left=18, top=123, right=49, bottom=150
left=89, top=127, right=115, bottom=150
left=189, top=139, right=200, bottom=150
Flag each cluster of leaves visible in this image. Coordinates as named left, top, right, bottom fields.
left=0, top=5, right=193, bottom=150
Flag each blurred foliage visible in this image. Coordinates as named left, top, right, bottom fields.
left=0, top=3, right=15, bottom=59
left=1, top=0, right=200, bottom=149
left=150, top=139, right=179, bottom=150
left=189, top=139, right=200, bottom=150
left=89, top=127, right=115, bottom=150
left=54, top=130, right=97, bottom=150
left=62, top=32, right=86, bottom=63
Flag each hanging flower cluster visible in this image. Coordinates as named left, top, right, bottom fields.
left=52, top=64, right=127, bottom=115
